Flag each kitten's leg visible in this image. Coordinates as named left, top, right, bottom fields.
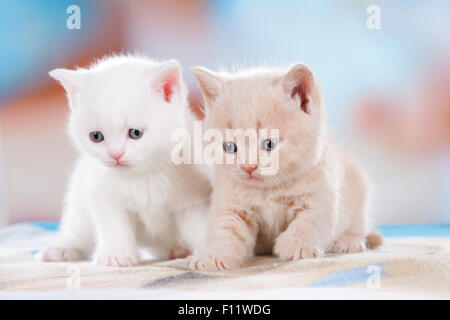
left=331, top=162, right=370, bottom=254
left=40, top=206, right=94, bottom=262
left=274, top=194, right=336, bottom=260
left=39, top=164, right=95, bottom=262
left=178, top=204, right=208, bottom=258
left=187, top=208, right=258, bottom=271
left=330, top=204, right=368, bottom=254
left=92, top=201, right=139, bottom=267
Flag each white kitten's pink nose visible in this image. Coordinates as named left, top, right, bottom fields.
left=241, top=165, right=257, bottom=175
left=109, top=152, right=124, bottom=161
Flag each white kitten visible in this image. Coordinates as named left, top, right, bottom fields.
left=39, top=55, right=211, bottom=266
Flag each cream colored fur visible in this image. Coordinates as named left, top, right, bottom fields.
left=187, top=64, right=382, bottom=271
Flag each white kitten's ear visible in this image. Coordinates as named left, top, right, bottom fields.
left=191, top=67, right=223, bottom=106
left=281, top=64, right=316, bottom=114
left=152, top=60, right=182, bottom=103
left=49, top=68, right=86, bottom=109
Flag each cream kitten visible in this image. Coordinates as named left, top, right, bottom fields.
left=40, top=55, right=211, bottom=266
left=187, top=64, right=382, bottom=271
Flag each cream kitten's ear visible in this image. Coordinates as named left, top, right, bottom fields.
left=49, top=68, right=86, bottom=109
left=281, top=64, right=316, bottom=114
left=191, top=67, right=223, bottom=106
left=152, top=60, right=182, bottom=103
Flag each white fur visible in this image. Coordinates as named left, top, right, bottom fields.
left=40, top=55, right=211, bottom=266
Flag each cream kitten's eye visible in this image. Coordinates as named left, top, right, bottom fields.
left=262, top=139, right=278, bottom=151
left=129, top=128, right=143, bottom=139
left=223, top=142, right=237, bottom=153
left=89, top=131, right=104, bottom=143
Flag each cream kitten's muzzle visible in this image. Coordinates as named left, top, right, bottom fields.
left=235, top=164, right=264, bottom=181
left=241, top=164, right=257, bottom=176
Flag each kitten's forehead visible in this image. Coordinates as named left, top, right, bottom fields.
left=76, top=77, right=152, bottom=131
left=210, top=75, right=289, bottom=130
left=88, top=69, right=146, bottom=97
left=72, top=56, right=182, bottom=117
left=78, top=105, right=145, bottom=136
left=78, top=68, right=152, bottom=112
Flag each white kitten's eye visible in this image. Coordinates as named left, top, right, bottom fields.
left=223, top=141, right=237, bottom=153
left=262, top=139, right=278, bottom=151
left=89, top=131, right=104, bottom=143
left=129, top=128, right=143, bottom=139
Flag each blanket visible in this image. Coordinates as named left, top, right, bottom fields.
left=0, top=222, right=449, bottom=299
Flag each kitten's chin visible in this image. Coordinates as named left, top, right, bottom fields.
left=102, top=161, right=133, bottom=169
left=235, top=173, right=290, bottom=189
left=234, top=174, right=267, bottom=186
left=103, top=160, right=154, bottom=173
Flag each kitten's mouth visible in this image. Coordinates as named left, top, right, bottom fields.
left=116, top=163, right=128, bottom=167
left=104, top=161, right=129, bottom=168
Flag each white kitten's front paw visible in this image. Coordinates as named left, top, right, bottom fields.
left=186, top=254, right=243, bottom=271
left=39, top=247, right=84, bottom=262
left=331, top=235, right=366, bottom=254
left=274, top=234, right=324, bottom=261
left=95, top=248, right=139, bottom=267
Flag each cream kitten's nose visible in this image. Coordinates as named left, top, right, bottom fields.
left=241, top=165, right=257, bottom=175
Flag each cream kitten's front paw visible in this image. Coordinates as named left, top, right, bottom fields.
left=95, top=249, right=139, bottom=267
left=39, top=247, right=84, bottom=262
left=331, top=235, right=366, bottom=254
left=186, top=254, right=243, bottom=271
left=274, top=235, right=324, bottom=261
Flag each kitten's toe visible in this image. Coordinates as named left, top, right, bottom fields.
left=95, top=249, right=139, bottom=267
left=39, top=247, right=84, bottom=262
left=186, top=255, right=243, bottom=271
left=274, top=235, right=324, bottom=260
left=169, top=246, right=191, bottom=260
left=331, top=235, right=366, bottom=254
